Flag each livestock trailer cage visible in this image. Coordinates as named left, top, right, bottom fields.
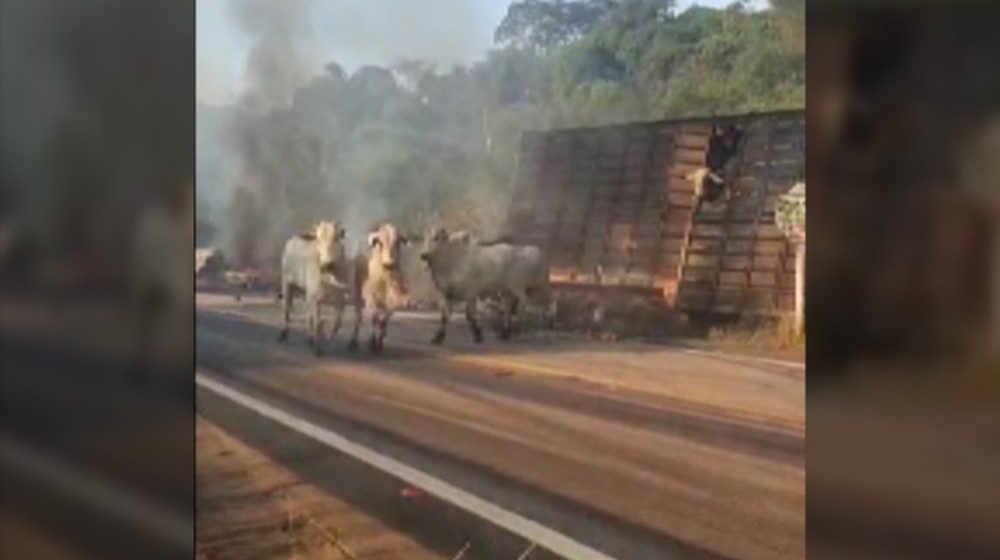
left=499, top=109, right=805, bottom=324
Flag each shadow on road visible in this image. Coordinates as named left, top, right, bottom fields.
left=196, top=309, right=804, bottom=467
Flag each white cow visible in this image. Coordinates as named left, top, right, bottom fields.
left=277, top=220, right=348, bottom=356
left=419, top=227, right=550, bottom=345
left=346, top=223, right=411, bottom=353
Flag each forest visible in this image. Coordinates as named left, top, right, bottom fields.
left=196, top=0, right=805, bottom=265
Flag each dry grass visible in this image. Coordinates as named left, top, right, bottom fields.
left=196, top=416, right=442, bottom=560
left=707, top=313, right=806, bottom=355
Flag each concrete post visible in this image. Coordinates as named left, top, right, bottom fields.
left=775, top=182, right=806, bottom=336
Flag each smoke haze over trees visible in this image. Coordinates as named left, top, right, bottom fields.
left=197, top=0, right=804, bottom=267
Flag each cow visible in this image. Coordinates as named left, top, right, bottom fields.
left=419, top=227, right=550, bottom=345
left=686, top=124, right=745, bottom=209
left=277, top=220, right=349, bottom=356
left=346, top=222, right=411, bottom=353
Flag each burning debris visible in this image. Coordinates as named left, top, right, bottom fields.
left=195, top=247, right=227, bottom=278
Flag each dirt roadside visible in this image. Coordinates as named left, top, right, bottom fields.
left=196, top=415, right=443, bottom=560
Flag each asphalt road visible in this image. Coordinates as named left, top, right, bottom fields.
left=195, top=294, right=805, bottom=560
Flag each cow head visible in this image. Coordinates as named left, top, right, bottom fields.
left=368, top=223, right=407, bottom=271
left=419, top=226, right=471, bottom=263
left=312, top=220, right=346, bottom=272
left=705, top=124, right=744, bottom=171
left=420, top=227, right=445, bottom=262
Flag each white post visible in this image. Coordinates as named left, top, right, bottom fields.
left=794, top=240, right=806, bottom=336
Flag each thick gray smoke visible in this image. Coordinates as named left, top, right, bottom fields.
left=230, top=0, right=315, bottom=110
left=216, top=0, right=513, bottom=269
left=223, top=0, right=317, bottom=266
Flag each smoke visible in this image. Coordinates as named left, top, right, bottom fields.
left=215, top=0, right=515, bottom=269
left=223, top=0, right=319, bottom=266
left=229, top=0, right=316, bottom=110
left=310, top=0, right=491, bottom=69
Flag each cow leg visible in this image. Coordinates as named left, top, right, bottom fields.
left=278, top=283, right=292, bottom=342
left=306, top=305, right=316, bottom=352
left=348, top=299, right=363, bottom=351
left=432, top=300, right=452, bottom=345
left=329, top=303, right=344, bottom=342
left=465, top=299, right=484, bottom=343
left=500, top=294, right=519, bottom=341
left=375, top=312, right=391, bottom=353
left=368, top=309, right=381, bottom=353
left=312, top=299, right=325, bottom=357
left=510, top=290, right=532, bottom=338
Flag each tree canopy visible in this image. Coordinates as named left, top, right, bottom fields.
left=198, top=1, right=804, bottom=265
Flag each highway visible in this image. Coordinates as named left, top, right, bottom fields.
left=195, top=293, right=805, bottom=560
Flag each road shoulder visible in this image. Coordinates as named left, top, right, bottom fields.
left=196, top=415, right=442, bottom=560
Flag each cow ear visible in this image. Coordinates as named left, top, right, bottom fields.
left=368, top=232, right=380, bottom=247
left=398, top=235, right=409, bottom=245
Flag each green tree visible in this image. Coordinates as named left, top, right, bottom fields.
left=495, top=0, right=619, bottom=52
left=204, top=1, right=803, bottom=260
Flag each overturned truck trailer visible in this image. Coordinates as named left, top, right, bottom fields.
left=500, top=109, right=805, bottom=325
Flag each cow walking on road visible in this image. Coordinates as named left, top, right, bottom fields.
left=419, top=227, right=550, bottom=345
left=347, top=223, right=411, bottom=353
left=277, top=220, right=348, bottom=356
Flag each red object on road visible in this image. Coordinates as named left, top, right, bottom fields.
left=399, top=486, right=426, bottom=499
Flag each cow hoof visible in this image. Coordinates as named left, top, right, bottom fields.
left=368, top=338, right=378, bottom=353
left=431, top=333, right=445, bottom=345
left=473, top=334, right=484, bottom=344
left=277, top=330, right=289, bottom=343
left=347, top=339, right=359, bottom=351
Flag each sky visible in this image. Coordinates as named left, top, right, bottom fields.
left=196, top=0, right=768, bottom=105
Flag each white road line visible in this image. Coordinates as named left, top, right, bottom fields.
left=196, top=372, right=618, bottom=560
left=676, top=348, right=805, bottom=370
left=0, top=433, right=192, bottom=549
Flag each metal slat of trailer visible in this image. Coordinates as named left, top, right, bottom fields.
left=627, top=129, right=660, bottom=287
left=741, top=117, right=776, bottom=313
left=705, top=123, right=746, bottom=314
left=673, top=124, right=710, bottom=310
left=509, top=110, right=805, bottom=316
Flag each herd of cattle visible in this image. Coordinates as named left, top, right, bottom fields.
left=262, top=220, right=551, bottom=356
left=186, top=154, right=750, bottom=357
